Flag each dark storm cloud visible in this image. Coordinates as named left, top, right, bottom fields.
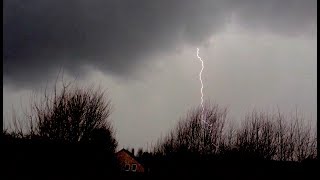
left=4, top=0, right=316, bottom=88
left=230, top=0, right=317, bottom=35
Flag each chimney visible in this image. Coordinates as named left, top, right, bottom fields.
left=131, top=148, right=135, bottom=156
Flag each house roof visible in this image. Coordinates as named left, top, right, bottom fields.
left=116, top=148, right=143, bottom=165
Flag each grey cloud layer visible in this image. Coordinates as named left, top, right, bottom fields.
left=4, top=0, right=316, bottom=88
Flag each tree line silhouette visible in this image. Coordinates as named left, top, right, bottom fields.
left=153, top=104, right=316, bottom=161
left=2, top=81, right=317, bottom=179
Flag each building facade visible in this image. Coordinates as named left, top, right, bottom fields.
left=115, top=149, right=145, bottom=173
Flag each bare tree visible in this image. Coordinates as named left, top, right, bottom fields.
left=154, top=102, right=228, bottom=156
left=155, top=104, right=316, bottom=162
left=5, top=73, right=117, bottom=151
left=229, top=109, right=317, bottom=161
left=3, top=75, right=119, bottom=177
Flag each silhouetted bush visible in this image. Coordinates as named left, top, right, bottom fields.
left=150, top=103, right=317, bottom=177
left=3, top=80, right=118, bottom=178
left=154, top=103, right=228, bottom=156
left=230, top=109, right=317, bottom=161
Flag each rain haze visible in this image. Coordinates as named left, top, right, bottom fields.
left=3, top=0, right=317, bottom=150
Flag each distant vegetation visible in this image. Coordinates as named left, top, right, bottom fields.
left=2, top=80, right=317, bottom=178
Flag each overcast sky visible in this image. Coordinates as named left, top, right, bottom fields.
left=4, top=0, right=317, bottom=150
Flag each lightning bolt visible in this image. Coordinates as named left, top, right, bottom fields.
left=196, top=48, right=218, bottom=149
left=196, top=48, right=205, bottom=123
